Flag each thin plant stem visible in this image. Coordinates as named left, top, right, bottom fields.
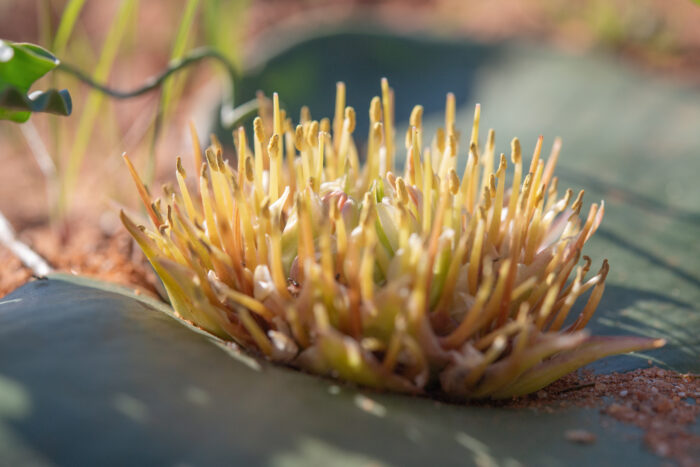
left=56, top=46, right=247, bottom=191
left=57, top=47, right=238, bottom=104
left=19, top=121, right=59, bottom=223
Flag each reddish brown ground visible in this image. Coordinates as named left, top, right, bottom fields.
left=508, top=368, right=700, bottom=467
left=0, top=219, right=156, bottom=297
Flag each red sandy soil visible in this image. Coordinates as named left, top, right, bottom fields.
left=508, top=368, right=700, bottom=467
left=0, top=218, right=156, bottom=298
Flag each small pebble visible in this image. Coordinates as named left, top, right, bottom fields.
left=619, top=390, right=628, bottom=397
left=565, top=429, right=597, bottom=444
left=354, top=394, right=387, bottom=417
left=655, top=442, right=670, bottom=457
left=654, top=399, right=673, bottom=413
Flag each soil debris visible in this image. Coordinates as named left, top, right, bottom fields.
left=564, top=429, right=597, bottom=444
left=0, top=218, right=156, bottom=297
left=511, top=368, right=700, bottom=467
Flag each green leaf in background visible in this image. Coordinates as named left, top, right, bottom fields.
left=0, top=40, right=72, bottom=122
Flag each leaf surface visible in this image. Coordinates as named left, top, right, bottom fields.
left=0, top=276, right=666, bottom=466
left=0, top=40, right=71, bottom=122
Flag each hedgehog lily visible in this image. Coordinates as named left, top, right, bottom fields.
left=121, top=79, right=664, bottom=400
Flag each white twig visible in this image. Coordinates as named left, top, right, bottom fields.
left=19, top=121, right=57, bottom=181
left=0, top=210, right=52, bottom=276
left=19, top=121, right=58, bottom=205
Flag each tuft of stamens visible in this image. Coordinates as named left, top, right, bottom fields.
left=122, top=80, right=664, bottom=400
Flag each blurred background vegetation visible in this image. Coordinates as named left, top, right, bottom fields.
left=0, top=0, right=699, bottom=230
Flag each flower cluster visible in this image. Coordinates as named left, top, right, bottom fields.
left=122, top=80, right=663, bottom=399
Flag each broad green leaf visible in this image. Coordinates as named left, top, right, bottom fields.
left=0, top=276, right=668, bottom=465
left=0, top=41, right=57, bottom=90
left=0, top=40, right=71, bottom=122
left=0, top=87, right=72, bottom=123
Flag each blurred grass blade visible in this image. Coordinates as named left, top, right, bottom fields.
left=160, top=0, right=200, bottom=120
left=203, top=0, right=250, bottom=67
left=48, top=0, right=87, bottom=218
left=38, top=0, right=53, bottom=47
left=60, top=0, right=139, bottom=211
left=53, top=0, right=87, bottom=57
left=145, top=0, right=200, bottom=183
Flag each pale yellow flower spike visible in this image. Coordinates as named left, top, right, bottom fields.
left=488, top=154, right=507, bottom=246
left=422, top=148, right=433, bottom=235
left=481, top=128, right=496, bottom=192
left=410, top=127, right=423, bottom=188
left=235, top=127, right=247, bottom=188
left=268, top=134, right=280, bottom=203
left=542, top=137, right=562, bottom=190
left=253, top=117, right=266, bottom=203
left=367, top=122, right=383, bottom=189
left=337, top=106, right=356, bottom=180
left=199, top=164, right=221, bottom=249
left=380, top=77, right=394, bottom=173
left=410, top=105, right=423, bottom=149
left=175, top=157, right=198, bottom=223
left=445, top=92, right=456, bottom=136
left=315, top=132, right=328, bottom=192
left=333, top=82, right=346, bottom=150
left=470, top=103, right=481, bottom=147
left=122, top=153, right=160, bottom=228
left=189, top=120, right=203, bottom=173
left=123, top=79, right=664, bottom=400
left=503, top=138, right=522, bottom=243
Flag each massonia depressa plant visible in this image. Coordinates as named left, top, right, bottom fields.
left=121, top=80, right=664, bottom=400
